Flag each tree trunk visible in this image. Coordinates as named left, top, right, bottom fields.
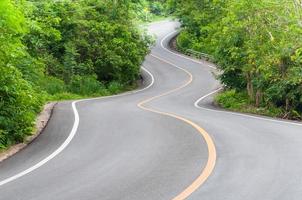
left=255, top=90, right=262, bottom=107
left=285, top=98, right=290, bottom=111
left=246, top=72, right=254, bottom=101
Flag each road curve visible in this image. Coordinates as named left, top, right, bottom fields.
left=1, top=20, right=302, bottom=200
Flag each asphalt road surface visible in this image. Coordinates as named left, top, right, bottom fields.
left=1, top=20, right=302, bottom=200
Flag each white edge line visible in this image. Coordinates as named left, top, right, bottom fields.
left=0, top=67, right=154, bottom=186
left=160, top=28, right=302, bottom=127
left=194, top=88, right=223, bottom=108
left=194, top=90, right=302, bottom=127
left=3, top=26, right=301, bottom=188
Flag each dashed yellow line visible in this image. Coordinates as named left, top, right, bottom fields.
left=138, top=54, right=216, bottom=200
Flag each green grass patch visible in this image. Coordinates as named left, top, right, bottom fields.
left=46, top=82, right=139, bottom=102
left=215, top=89, right=284, bottom=118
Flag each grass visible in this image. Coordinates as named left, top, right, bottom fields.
left=46, top=81, right=139, bottom=102
left=215, top=89, right=284, bottom=118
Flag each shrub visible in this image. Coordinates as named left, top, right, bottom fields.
left=108, top=81, right=123, bottom=94
left=68, top=75, right=104, bottom=96
left=40, top=76, right=66, bottom=95
left=149, top=2, right=164, bottom=15
left=0, top=66, right=42, bottom=148
left=215, top=90, right=248, bottom=110
left=176, top=31, right=193, bottom=51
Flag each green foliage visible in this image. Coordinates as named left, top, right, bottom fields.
left=48, top=93, right=83, bottom=101
left=0, top=66, right=43, bottom=146
left=0, top=0, right=151, bottom=149
left=215, top=90, right=248, bottom=110
left=68, top=75, right=105, bottom=96
left=0, top=0, right=43, bottom=148
left=131, top=0, right=168, bottom=22
left=176, top=30, right=194, bottom=51
left=173, top=0, right=302, bottom=119
left=40, top=76, right=66, bottom=95
left=216, top=90, right=283, bottom=118
left=25, top=0, right=151, bottom=84
left=107, top=81, right=124, bottom=94
left=149, top=1, right=164, bottom=15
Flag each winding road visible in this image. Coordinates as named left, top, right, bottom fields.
left=1, top=20, right=302, bottom=200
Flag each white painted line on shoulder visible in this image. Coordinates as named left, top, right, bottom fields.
left=0, top=67, right=154, bottom=187
left=159, top=29, right=302, bottom=127
left=195, top=89, right=302, bottom=127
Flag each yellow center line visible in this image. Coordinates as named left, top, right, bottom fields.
left=138, top=54, right=216, bottom=200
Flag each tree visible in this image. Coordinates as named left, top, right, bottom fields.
left=173, top=0, right=302, bottom=118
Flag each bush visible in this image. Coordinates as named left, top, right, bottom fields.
left=68, top=75, right=104, bottom=96
left=215, top=89, right=285, bottom=118
left=176, top=31, right=193, bottom=51
left=0, top=130, right=8, bottom=149
left=149, top=2, right=164, bottom=15
left=40, top=76, right=66, bottom=95
left=108, top=81, right=123, bottom=94
left=0, top=66, right=42, bottom=148
left=215, top=90, right=248, bottom=110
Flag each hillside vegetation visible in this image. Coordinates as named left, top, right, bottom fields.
left=170, top=0, right=302, bottom=119
left=132, top=0, right=168, bottom=22
left=0, top=0, right=157, bottom=150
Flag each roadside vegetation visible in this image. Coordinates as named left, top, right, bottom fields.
left=132, top=0, right=169, bottom=23
left=169, top=0, right=302, bottom=120
left=0, top=0, right=171, bottom=150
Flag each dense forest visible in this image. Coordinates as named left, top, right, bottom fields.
left=170, top=0, right=302, bottom=119
left=0, top=0, right=166, bottom=150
